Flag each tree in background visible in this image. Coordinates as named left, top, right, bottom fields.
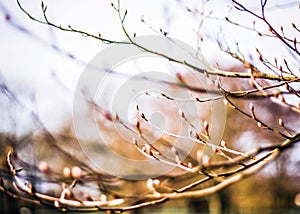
left=1, top=0, right=300, bottom=213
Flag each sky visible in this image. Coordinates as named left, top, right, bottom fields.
left=0, top=0, right=299, bottom=134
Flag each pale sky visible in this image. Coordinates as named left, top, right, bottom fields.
left=0, top=0, right=298, bottom=133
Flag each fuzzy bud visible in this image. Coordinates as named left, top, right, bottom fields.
left=176, top=73, right=185, bottom=83
left=63, top=167, right=71, bottom=178
left=71, top=166, right=82, bottom=179
left=54, top=200, right=60, bottom=208
left=221, top=140, right=226, bottom=147
left=257, top=122, right=263, bottom=128
left=223, top=99, right=229, bottom=106
left=249, top=103, right=254, bottom=111
left=203, top=121, right=209, bottom=131
left=38, top=161, right=49, bottom=173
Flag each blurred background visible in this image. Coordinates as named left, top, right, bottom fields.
left=1, top=0, right=300, bottom=213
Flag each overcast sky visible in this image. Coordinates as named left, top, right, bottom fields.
left=0, top=0, right=298, bottom=134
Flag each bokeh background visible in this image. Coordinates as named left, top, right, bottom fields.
left=1, top=0, right=300, bottom=213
